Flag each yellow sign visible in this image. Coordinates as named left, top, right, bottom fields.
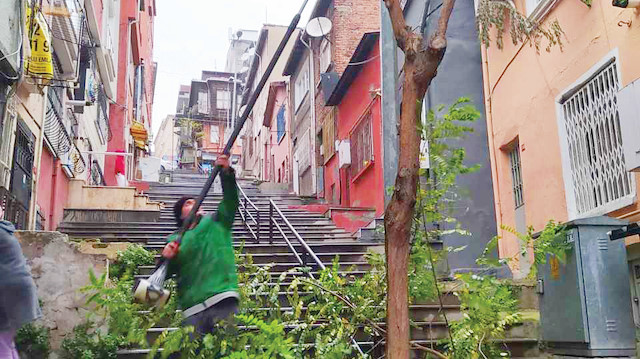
left=25, top=4, right=53, bottom=78
left=130, top=121, right=149, bottom=149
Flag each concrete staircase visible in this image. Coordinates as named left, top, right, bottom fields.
left=57, top=170, right=540, bottom=358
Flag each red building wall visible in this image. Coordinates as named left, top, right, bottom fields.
left=36, top=148, right=70, bottom=230
left=324, top=42, right=384, bottom=216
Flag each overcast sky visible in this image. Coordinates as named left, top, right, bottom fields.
left=151, top=0, right=314, bottom=137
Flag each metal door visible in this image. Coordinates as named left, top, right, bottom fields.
left=9, top=120, right=34, bottom=220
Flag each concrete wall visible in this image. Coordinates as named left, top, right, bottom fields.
left=66, top=179, right=161, bottom=211
left=14, top=231, right=130, bottom=350
left=402, top=0, right=498, bottom=275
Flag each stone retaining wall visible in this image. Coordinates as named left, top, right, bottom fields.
left=14, top=231, right=130, bottom=351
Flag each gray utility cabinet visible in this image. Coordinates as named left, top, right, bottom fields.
left=538, top=216, right=635, bottom=357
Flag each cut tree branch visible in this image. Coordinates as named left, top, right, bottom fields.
left=384, top=0, right=409, bottom=51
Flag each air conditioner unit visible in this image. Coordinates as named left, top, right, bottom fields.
left=338, top=140, right=350, bottom=168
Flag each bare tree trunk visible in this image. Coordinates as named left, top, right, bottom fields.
left=383, top=0, right=456, bottom=357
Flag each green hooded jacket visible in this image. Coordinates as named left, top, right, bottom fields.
left=167, top=168, right=239, bottom=310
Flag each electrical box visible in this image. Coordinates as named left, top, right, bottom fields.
left=618, top=79, right=640, bottom=172
left=538, top=216, right=635, bottom=357
left=338, top=140, right=351, bottom=168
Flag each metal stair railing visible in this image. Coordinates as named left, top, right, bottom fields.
left=267, top=199, right=366, bottom=355
left=268, top=198, right=326, bottom=273
left=238, top=185, right=260, bottom=243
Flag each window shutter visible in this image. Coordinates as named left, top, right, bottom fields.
left=322, top=109, right=335, bottom=163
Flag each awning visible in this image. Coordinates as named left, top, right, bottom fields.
left=130, top=121, right=148, bottom=149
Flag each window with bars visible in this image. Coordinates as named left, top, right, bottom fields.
left=322, top=109, right=336, bottom=163
left=509, top=144, right=524, bottom=208
left=350, top=111, right=373, bottom=177
left=561, top=60, right=634, bottom=215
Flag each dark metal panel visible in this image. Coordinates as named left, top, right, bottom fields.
left=539, top=228, right=590, bottom=343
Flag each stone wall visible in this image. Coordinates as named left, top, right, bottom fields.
left=66, top=178, right=162, bottom=211
left=15, top=231, right=130, bottom=350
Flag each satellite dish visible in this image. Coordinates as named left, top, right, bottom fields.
left=305, top=17, right=332, bottom=38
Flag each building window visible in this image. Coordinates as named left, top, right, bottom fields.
left=509, top=143, right=524, bottom=208
left=217, top=90, right=230, bottom=110
left=294, top=65, right=310, bottom=111
left=197, top=91, right=208, bottom=114
left=210, top=125, right=219, bottom=144
left=560, top=60, right=633, bottom=216
left=322, top=109, right=336, bottom=163
left=319, top=38, right=331, bottom=72
left=350, top=110, right=373, bottom=177
left=277, top=105, right=286, bottom=143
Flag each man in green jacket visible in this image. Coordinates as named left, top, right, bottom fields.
left=162, top=155, right=239, bottom=335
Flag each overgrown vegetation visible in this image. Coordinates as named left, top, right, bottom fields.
left=15, top=322, right=51, bottom=358
left=60, top=322, right=121, bottom=359
left=476, top=0, right=565, bottom=52
left=109, top=244, right=155, bottom=279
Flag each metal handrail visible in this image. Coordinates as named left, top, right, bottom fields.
left=268, top=198, right=326, bottom=271
left=267, top=198, right=361, bottom=354
left=238, top=185, right=260, bottom=242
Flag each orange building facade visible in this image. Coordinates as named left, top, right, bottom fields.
left=482, top=0, right=640, bottom=293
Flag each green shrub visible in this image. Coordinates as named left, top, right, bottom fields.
left=110, top=244, right=155, bottom=279
left=60, top=322, right=122, bottom=359
left=15, top=323, right=50, bottom=358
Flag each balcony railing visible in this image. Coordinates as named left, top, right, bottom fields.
left=90, top=160, right=105, bottom=186
left=44, top=86, right=73, bottom=157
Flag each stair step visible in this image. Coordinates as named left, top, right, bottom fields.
left=134, top=269, right=371, bottom=281
left=136, top=261, right=370, bottom=275
left=138, top=252, right=366, bottom=267
left=144, top=242, right=380, bottom=254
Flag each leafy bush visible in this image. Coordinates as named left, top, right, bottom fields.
left=60, top=321, right=121, bottom=359
left=448, top=274, right=522, bottom=359
left=15, top=323, right=50, bottom=358
left=109, top=244, right=155, bottom=279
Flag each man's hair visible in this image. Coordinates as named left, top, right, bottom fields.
left=173, top=196, right=195, bottom=227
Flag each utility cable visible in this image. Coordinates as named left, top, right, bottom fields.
left=419, top=168, right=456, bottom=355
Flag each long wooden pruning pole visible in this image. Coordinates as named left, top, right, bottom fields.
left=169, top=0, right=310, bottom=248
